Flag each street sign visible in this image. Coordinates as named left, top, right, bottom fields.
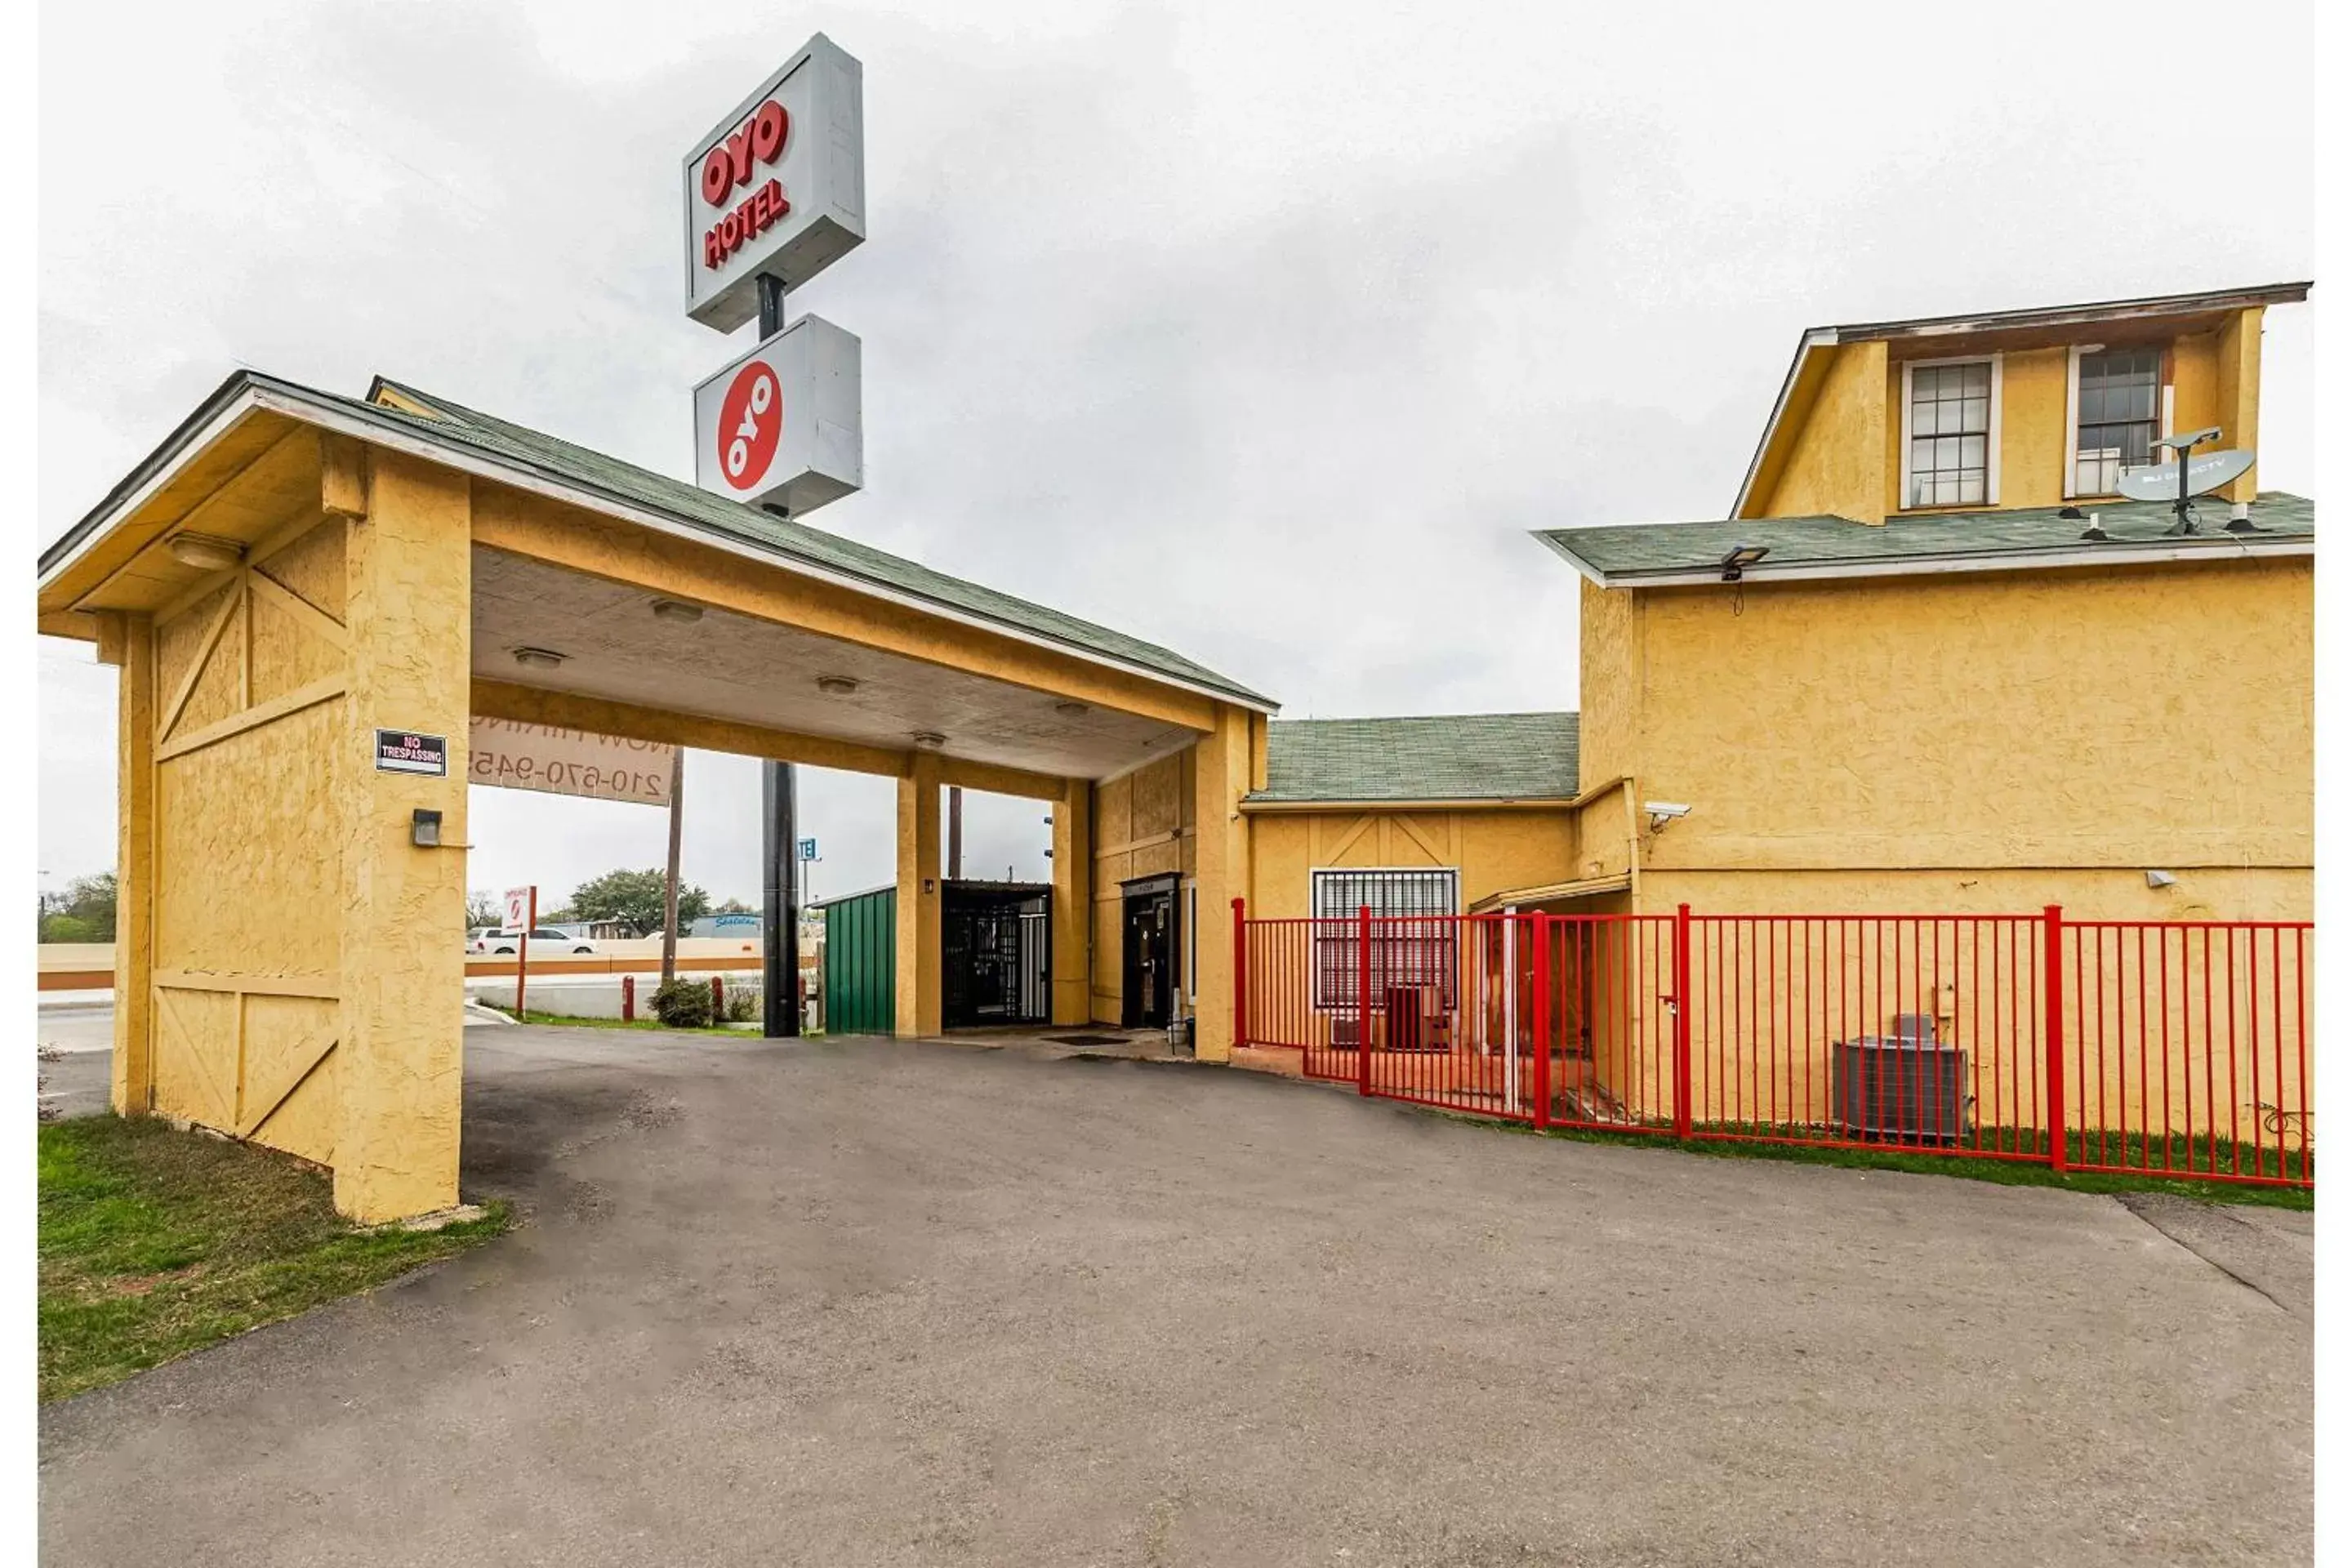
left=503, top=885, right=534, bottom=929
left=682, top=33, right=866, bottom=331
left=798, top=838, right=818, bottom=861
left=2117, top=448, right=2255, bottom=502
left=469, top=718, right=675, bottom=807
left=690, top=314, right=862, bottom=515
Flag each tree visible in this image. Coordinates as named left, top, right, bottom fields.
left=569, top=868, right=710, bottom=936
left=39, top=873, right=118, bottom=944
left=466, top=893, right=503, bottom=933
left=711, top=897, right=756, bottom=915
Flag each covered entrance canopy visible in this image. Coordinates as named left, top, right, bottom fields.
left=38, top=369, right=1273, bottom=1220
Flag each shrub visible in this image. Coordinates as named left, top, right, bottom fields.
left=649, top=978, right=714, bottom=1029
left=719, top=981, right=759, bottom=1023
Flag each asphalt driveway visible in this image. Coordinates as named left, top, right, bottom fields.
left=39, top=1027, right=2313, bottom=1566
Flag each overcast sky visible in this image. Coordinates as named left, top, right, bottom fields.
left=37, top=0, right=2315, bottom=911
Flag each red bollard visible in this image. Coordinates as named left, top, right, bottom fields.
left=711, top=974, right=725, bottom=1018
left=621, top=974, right=635, bottom=1022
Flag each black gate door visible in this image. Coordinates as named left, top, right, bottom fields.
left=1120, top=876, right=1179, bottom=1030
left=943, top=888, right=1052, bottom=1028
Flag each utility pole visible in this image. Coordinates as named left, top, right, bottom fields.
left=662, top=746, right=684, bottom=985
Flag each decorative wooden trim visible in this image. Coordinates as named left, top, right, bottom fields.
left=245, top=566, right=350, bottom=651
left=240, top=1036, right=338, bottom=1140
left=155, top=984, right=235, bottom=1127
left=156, top=580, right=243, bottom=742
left=156, top=969, right=341, bottom=999
left=1240, top=796, right=1577, bottom=814
left=156, top=675, right=345, bottom=763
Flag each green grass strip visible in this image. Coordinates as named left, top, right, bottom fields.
left=38, top=1116, right=508, bottom=1402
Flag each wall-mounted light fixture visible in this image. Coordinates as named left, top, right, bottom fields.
left=650, top=599, right=704, bottom=623
left=167, top=532, right=246, bottom=572
left=2145, top=869, right=2177, bottom=889
left=1718, top=544, right=1769, bottom=582
left=411, top=808, right=443, bottom=848
left=816, top=675, right=860, bottom=695
left=512, top=647, right=568, bottom=669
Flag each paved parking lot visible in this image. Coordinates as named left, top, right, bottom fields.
left=39, top=1025, right=2312, bottom=1566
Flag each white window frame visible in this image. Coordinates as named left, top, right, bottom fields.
left=1898, top=353, right=2002, bottom=510
left=2064, top=342, right=2171, bottom=501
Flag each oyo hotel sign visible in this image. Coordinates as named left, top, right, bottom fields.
left=682, top=33, right=866, bottom=332
left=691, top=314, right=863, bottom=516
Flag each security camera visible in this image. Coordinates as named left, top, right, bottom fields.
left=1643, top=801, right=1692, bottom=831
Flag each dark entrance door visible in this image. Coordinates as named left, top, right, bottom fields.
left=942, top=883, right=1052, bottom=1028
left=1120, top=875, right=1180, bottom=1030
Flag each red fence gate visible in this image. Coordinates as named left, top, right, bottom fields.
left=1232, top=902, right=2312, bottom=1191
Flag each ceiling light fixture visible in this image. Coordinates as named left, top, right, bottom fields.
left=167, top=532, right=246, bottom=572
left=816, top=675, right=861, bottom=695
left=1054, top=700, right=1089, bottom=717
left=511, top=647, right=568, bottom=669
left=910, top=730, right=947, bottom=749
left=650, top=599, right=704, bottom=623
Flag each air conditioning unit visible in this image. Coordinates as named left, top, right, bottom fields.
left=1832, top=1013, right=1971, bottom=1143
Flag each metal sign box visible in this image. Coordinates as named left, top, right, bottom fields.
left=682, top=33, right=866, bottom=331
left=691, top=313, right=863, bottom=516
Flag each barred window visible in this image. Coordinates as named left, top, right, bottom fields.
left=1311, top=869, right=1459, bottom=1010
left=2073, top=347, right=2161, bottom=497
left=1906, top=360, right=1993, bottom=507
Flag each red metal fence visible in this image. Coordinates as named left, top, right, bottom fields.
left=1232, top=902, right=2312, bottom=1190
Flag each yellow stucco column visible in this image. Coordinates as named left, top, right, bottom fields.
left=894, top=749, right=942, bottom=1038
left=1188, top=704, right=1253, bottom=1062
left=335, top=450, right=472, bottom=1222
left=108, top=613, right=157, bottom=1115
left=2217, top=305, right=2264, bottom=506
left=1050, top=778, right=1093, bottom=1026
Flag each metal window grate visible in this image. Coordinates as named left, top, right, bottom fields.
left=1908, top=361, right=1992, bottom=507
left=1310, top=869, right=1459, bottom=1010
left=2074, top=347, right=2161, bottom=497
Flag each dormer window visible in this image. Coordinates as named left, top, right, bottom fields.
left=2067, top=346, right=2163, bottom=497
left=1900, top=356, right=2001, bottom=509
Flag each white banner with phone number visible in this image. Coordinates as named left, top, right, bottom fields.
left=469, top=719, right=675, bottom=807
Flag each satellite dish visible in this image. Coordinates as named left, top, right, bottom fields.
left=2116, top=448, right=2255, bottom=502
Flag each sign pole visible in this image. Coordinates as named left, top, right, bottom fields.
left=662, top=747, right=685, bottom=985
left=516, top=886, right=536, bottom=1021
left=754, top=274, right=804, bottom=1041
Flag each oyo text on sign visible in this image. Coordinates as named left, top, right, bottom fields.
left=699, top=99, right=792, bottom=274
left=716, top=359, right=783, bottom=491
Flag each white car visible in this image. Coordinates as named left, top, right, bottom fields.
left=470, top=928, right=596, bottom=955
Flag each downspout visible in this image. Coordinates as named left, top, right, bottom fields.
left=1622, top=777, right=1642, bottom=915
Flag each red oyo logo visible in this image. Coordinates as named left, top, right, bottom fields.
left=701, top=99, right=792, bottom=271
left=715, top=360, right=783, bottom=491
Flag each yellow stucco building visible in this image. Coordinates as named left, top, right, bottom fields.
left=34, top=281, right=2314, bottom=1217
left=1537, top=282, right=2313, bottom=927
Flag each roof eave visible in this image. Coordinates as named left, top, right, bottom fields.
left=1731, top=326, right=1840, bottom=519
left=1240, top=795, right=1579, bottom=813
left=38, top=368, right=274, bottom=588
left=41, top=375, right=1277, bottom=715
left=1584, top=535, right=2315, bottom=589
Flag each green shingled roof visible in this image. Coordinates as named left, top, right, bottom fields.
left=38, top=368, right=1272, bottom=709
left=1250, top=713, right=1579, bottom=804
left=1537, top=492, right=2314, bottom=586
left=360, top=376, right=1274, bottom=706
